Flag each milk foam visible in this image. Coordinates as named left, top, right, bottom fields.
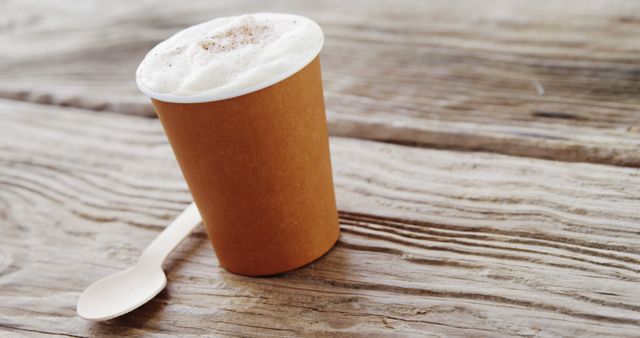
left=136, top=13, right=324, bottom=102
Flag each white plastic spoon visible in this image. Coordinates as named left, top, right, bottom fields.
left=77, top=202, right=201, bottom=321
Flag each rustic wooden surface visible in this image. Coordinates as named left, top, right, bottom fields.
left=1, top=0, right=640, bottom=337
left=1, top=0, right=639, bottom=166
left=1, top=101, right=640, bottom=336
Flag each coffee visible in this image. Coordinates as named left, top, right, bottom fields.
left=137, top=13, right=324, bottom=101
left=136, top=13, right=339, bottom=276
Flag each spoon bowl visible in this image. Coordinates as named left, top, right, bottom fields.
left=77, top=263, right=166, bottom=321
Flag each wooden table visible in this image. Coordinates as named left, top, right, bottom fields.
left=1, top=1, right=639, bottom=336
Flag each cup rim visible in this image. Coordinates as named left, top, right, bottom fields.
left=136, top=15, right=324, bottom=104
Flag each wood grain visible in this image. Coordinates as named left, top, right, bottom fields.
left=1, top=0, right=640, bottom=166
left=1, top=99, right=639, bottom=336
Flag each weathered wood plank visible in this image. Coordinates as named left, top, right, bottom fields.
left=1, top=99, right=639, bottom=336
left=1, top=0, right=640, bottom=166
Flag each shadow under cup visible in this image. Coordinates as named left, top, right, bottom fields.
left=150, top=57, right=340, bottom=276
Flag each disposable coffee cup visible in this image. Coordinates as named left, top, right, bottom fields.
left=136, top=14, right=340, bottom=276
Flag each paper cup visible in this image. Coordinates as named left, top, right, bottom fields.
left=138, top=56, right=340, bottom=276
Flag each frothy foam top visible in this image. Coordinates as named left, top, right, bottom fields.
left=136, top=13, right=324, bottom=102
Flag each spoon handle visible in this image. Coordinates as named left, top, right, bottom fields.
left=139, top=202, right=202, bottom=267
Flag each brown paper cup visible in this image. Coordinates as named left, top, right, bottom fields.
left=148, top=57, right=339, bottom=276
